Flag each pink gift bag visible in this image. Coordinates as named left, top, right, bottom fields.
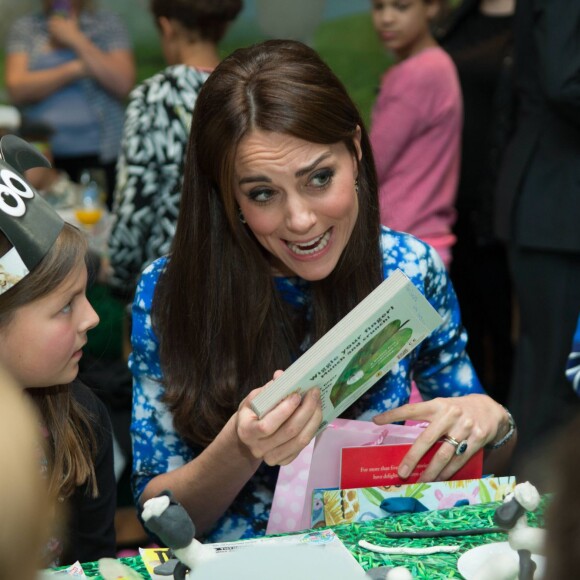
left=266, top=418, right=425, bottom=534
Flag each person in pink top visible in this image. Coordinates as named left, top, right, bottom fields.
left=369, top=0, right=461, bottom=268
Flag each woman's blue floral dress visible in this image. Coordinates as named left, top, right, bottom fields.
left=129, top=227, right=484, bottom=542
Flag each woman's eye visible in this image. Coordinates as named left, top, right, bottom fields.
left=310, top=169, right=334, bottom=188
left=61, top=302, right=72, bottom=314
left=249, top=188, right=274, bottom=203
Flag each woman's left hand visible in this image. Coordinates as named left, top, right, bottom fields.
left=373, top=394, right=511, bottom=482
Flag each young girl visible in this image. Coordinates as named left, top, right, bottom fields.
left=369, top=0, right=461, bottom=268
left=0, top=135, right=116, bottom=566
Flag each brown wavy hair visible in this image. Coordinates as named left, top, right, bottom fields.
left=153, top=40, right=383, bottom=447
left=0, top=224, right=98, bottom=500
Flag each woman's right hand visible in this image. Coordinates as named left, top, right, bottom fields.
left=236, top=371, right=322, bottom=466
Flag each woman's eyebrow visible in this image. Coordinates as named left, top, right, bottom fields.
left=239, top=174, right=271, bottom=185
left=295, top=153, right=332, bottom=178
left=238, top=152, right=333, bottom=185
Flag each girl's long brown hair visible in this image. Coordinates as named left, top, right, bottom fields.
left=0, top=224, right=98, bottom=499
left=153, top=40, right=383, bottom=447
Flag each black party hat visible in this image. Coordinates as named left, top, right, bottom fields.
left=0, top=135, right=64, bottom=295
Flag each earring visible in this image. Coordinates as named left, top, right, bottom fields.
left=238, top=206, right=247, bottom=224
left=355, top=179, right=359, bottom=194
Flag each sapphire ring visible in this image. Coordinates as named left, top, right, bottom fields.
left=442, top=435, right=468, bottom=456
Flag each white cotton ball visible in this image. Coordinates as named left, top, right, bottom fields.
left=514, top=482, right=541, bottom=512
left=385, top=567, right=413, bottom=580
left=141, top=495, right=171, bottom=521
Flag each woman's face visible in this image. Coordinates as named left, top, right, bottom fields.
left=234, top=129, right=361, bottom=281
left=0, top=261, right=99, bottom=388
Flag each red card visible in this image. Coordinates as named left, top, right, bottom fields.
left=340, top=442, right=483, bottom=488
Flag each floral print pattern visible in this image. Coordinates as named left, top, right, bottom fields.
left=129, top=227, right=484, bottom=542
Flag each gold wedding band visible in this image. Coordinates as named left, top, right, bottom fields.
left=441, top=435, right=469, bottom=456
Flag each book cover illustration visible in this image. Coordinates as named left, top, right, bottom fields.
left=329, top=318, right=412, bottom=407
left=311, top=476, right=517, bottom=528
left=251, top=269, right=443, bottom=431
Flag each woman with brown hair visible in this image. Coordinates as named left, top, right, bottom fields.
left=0, top=136, right=116, bottom=564
left=130, top=39, right=516, bottom=543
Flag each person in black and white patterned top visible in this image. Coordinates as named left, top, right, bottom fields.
left=107, top=0, right=243, bottom=301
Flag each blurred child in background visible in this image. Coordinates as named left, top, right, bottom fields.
left=369, top=0, right=460, bottom=268
left=108, top=0, right=243, bottom=301
left=5, top=0, right=135, bottom=206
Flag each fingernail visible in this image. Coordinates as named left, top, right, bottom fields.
left=310, top=388, right=320, bottom=401
left=289, top=392, right=302, bottom=405
left=399, top=464, right=410, bottom=479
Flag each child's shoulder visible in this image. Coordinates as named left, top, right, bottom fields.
left=380, top=47, right=460, bottom=111
left=388, top=47, right=456, bottom=86
left=70, top=381, right=110, bottom=424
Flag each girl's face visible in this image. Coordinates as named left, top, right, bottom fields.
left=371, top=0, right=439, bottom=60
left=234, top=129, right=362, bottom=281
left=0, top=261, right=99, bottom=388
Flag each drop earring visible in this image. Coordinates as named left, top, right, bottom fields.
left=238, top=206, right=247, bottom=224
left=355, top=178, right=359, bottom=194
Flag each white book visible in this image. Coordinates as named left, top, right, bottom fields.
left=251, top=269, right=443, bottom=431
left=140, top=529, right=366, bottom=580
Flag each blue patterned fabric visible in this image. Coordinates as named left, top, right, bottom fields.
left=129, top=227, right=484, bottom=542
left=566, top=314, right=580, bottom=396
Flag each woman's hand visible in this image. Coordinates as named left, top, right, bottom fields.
left=373, top=394, right=512, bottom=482
left=236, top=371, right=322, bottom=467
left=47, top=15, right=135, bottom=98
left=48, top=16, right=85, bottom=50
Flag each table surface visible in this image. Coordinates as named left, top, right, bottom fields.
left=60, top=498, right=547, bottom=579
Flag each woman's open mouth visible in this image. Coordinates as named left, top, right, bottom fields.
left=285, top=230, right=331, bottom=256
